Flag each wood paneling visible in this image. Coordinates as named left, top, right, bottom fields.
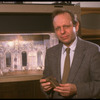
left=0, top=80, right=46, bottom=99
left=81, top=8, right=100, bottom=46
left=81, top=8, right=100, bottom=37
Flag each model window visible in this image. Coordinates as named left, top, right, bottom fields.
left=22, top=51, right=27, bottom=66
left=6, top=52, right=11, bottom=67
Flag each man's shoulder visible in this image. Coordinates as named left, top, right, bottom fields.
left=78, top=37, right=100, bottom=50
left=47, top=43, right=62, bottom=52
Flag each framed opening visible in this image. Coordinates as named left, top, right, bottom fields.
left=81, top=8, right=100, bottom=37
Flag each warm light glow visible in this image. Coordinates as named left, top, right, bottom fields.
left=7, top=41, right=14, bottom=47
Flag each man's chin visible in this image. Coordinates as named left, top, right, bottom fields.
left=63, top=41, right=72, bottom=46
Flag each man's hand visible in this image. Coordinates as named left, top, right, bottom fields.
left=40, top=78, right=53, bottom=92
left=53, top=83, right=77, bottom=97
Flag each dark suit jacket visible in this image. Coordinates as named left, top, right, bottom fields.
left=42, top=37, right=100, bottom=99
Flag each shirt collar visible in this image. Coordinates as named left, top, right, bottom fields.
left=62, top=37, right=77, bottom=53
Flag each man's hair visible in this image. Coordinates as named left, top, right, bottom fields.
left=52, top=9, right=78, bottom=26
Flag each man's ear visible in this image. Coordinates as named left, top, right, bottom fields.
left=75, top=22, right=79, bottom=32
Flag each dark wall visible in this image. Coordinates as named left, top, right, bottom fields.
left=0, top=13, right=54, bottom=33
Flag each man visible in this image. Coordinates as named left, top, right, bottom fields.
left=40, top=9, right=100, bottom=99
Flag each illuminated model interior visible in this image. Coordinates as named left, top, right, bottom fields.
left=0, top=33, right=59, bottom=74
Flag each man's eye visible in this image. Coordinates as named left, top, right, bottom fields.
left=55, top=27, right=60, bottom=31
left=63, top=25, right=71, bottom=29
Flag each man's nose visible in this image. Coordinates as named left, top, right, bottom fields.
left=60, top=27, right=65, bottom=34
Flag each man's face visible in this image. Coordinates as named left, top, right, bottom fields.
left=53, top=12, right=79, bottom=47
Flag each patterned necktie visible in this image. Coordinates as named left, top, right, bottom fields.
left=62, top=48, right=70, bottom=84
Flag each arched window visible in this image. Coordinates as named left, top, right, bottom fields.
left=22, top=51, right=27, bottom=66
left=37, top=50, right=42, bottom=67
left=6, top=52, right=11, bottom=67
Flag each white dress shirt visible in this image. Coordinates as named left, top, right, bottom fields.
left=61, top=37, right=77, bottom=79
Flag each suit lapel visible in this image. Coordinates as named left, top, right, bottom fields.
left=55, top=43, right=63, bottom=83
left=68, top=37, right=86, bottom=83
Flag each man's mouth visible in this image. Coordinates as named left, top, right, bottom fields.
left=61, top=35, right=69, bottom=40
